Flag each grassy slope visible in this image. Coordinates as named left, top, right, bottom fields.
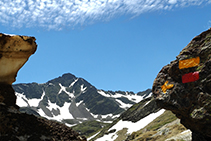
left=71, top=120, right=110, bottom=138
left=76, top=110, right=188, bottom=141
left=127, top=110, right=187, bottom=141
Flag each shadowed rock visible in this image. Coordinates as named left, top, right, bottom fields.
left=0, top=33, right=86, bottom=141
left=152, top=28, right=211, bottom=141
left=0, top=33, right=37, bottom=107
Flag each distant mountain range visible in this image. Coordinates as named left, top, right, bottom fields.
left=13, top=73, right=152, bottom=126
left=12, top=73, right=190, bottom=140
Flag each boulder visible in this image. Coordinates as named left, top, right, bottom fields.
left=153, top=28, right=211, bottom=140
left=0, top=33, right=37, bottom=107
left=0, top=33, right=37, bottom=84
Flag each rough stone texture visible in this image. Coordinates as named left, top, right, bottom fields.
left=0, top=33, right=86, bottom=141
left=0, top=33, right=37, bottom=84
left=0, top=104, right=86, bottom=141
left=0, top=83, right=17, bottom=108
left=153, top=28, right=211, bottom=140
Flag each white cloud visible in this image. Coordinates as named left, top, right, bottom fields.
left=0, top=0, right=210, bottom=30
left=169, top=0, right=177, bottom=4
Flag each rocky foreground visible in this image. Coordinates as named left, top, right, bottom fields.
left=153, top=28, right=211, bottom=140
left=0, top=33, right=86, bottom=141
left=0, top=102, right=86, bottom=141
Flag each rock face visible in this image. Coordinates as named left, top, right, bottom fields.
left=0, top=33, right=37, bottom=107
left=0, top=34, right=37, bottom=85
left=0, top=104, right=86, bottom=141
left=153, top=28, right=211, bottom=140
left=0, top=33, right=86, bottom=141
left=120, top=96, right=160, bottom=122
left=0, top=33, right=37, bottom=108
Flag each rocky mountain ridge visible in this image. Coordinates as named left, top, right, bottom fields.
left=13, top=73, right=152, bottom=126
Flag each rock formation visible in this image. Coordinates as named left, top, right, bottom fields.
left=153, top=28, right=211, bottom=140
left=0, top=33, right=37, bottom=85
left=0, top=33, right=86, bottom=141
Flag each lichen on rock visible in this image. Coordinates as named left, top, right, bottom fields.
left=152, top=28, right=211, bottom=140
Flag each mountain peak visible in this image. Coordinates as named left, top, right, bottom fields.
left=13, top=72, right=151, bottom=127
left=61, top=73, right=76, bottom=79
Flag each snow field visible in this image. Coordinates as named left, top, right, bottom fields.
left=95, top=109, right=165, bottom=141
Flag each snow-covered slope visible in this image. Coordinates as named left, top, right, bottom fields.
left=97, top=90, right=151, bottom=109
left=13, top=73, right=152, bottom=126
left=88, top=95, right=161, bottom=140
left=94, top=109, right=165, bottom=141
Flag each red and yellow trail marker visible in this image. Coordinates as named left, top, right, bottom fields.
left=179, top=57, right=200, bottom=83
left=161, top=81, right=174, bottom=93
left=179, top=57, right=200, bottom=69
left=161, top=56, right=200, bottom=93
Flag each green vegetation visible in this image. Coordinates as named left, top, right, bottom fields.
left=196, top=63, right=204, bottom=72
left=62, top=119, right=80, bottom=125
left=91, top=110, right=187, bottom=141
left=127, top=110, right=187, bottom=141
left=146, top=110, right=177, bottom=131
left=90, top=118, right=120, bottom=140
left=71, top=120, right=109, bottom=138
left=205, top=34, right=211, bottom=44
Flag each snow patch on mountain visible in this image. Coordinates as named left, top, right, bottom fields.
left=69, top=78, right=78, bottom=87
left=16, top=91, right=45, bottom=107
left=144, top=92, right=152, bottom=99
left=58, top=83, right=74, bottom=98
left=39, top=102, right=74, bottom=122
left=28, top=92, right=45, bottom=107
left=16, top=92, right=28, bottom=107
left=115, top=99, right=132, bottom=109
left=95, top=109, right=165, bottom=141
left=81, top=84, right=87, bottom=92
left=76, top=100, right=84, bottom=107
left=144, top=101, right=151, bottom=107
left=97, top=90, right=144, bottom=103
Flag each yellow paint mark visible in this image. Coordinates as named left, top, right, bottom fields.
left=179, top=57, right=200, bottom=69
left=161, top=81, right=174, bottom=93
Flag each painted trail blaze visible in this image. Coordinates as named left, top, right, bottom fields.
left=182, top=72, right=199, bottom=83
left=179, top=57, right=200, bottom=83
left=161, top=81, right=174, bottom=93
left=179, top=57, right=200, bottom=69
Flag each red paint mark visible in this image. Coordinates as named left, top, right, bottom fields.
left=182, top=71, right=199, bottom=83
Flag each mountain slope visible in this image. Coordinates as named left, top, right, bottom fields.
left=90, top=97, right=190, bottom=141
left=13, top=73, right=152, bottom=126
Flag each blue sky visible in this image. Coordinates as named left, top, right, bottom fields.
left=1, top=0, right=211, bottom=93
